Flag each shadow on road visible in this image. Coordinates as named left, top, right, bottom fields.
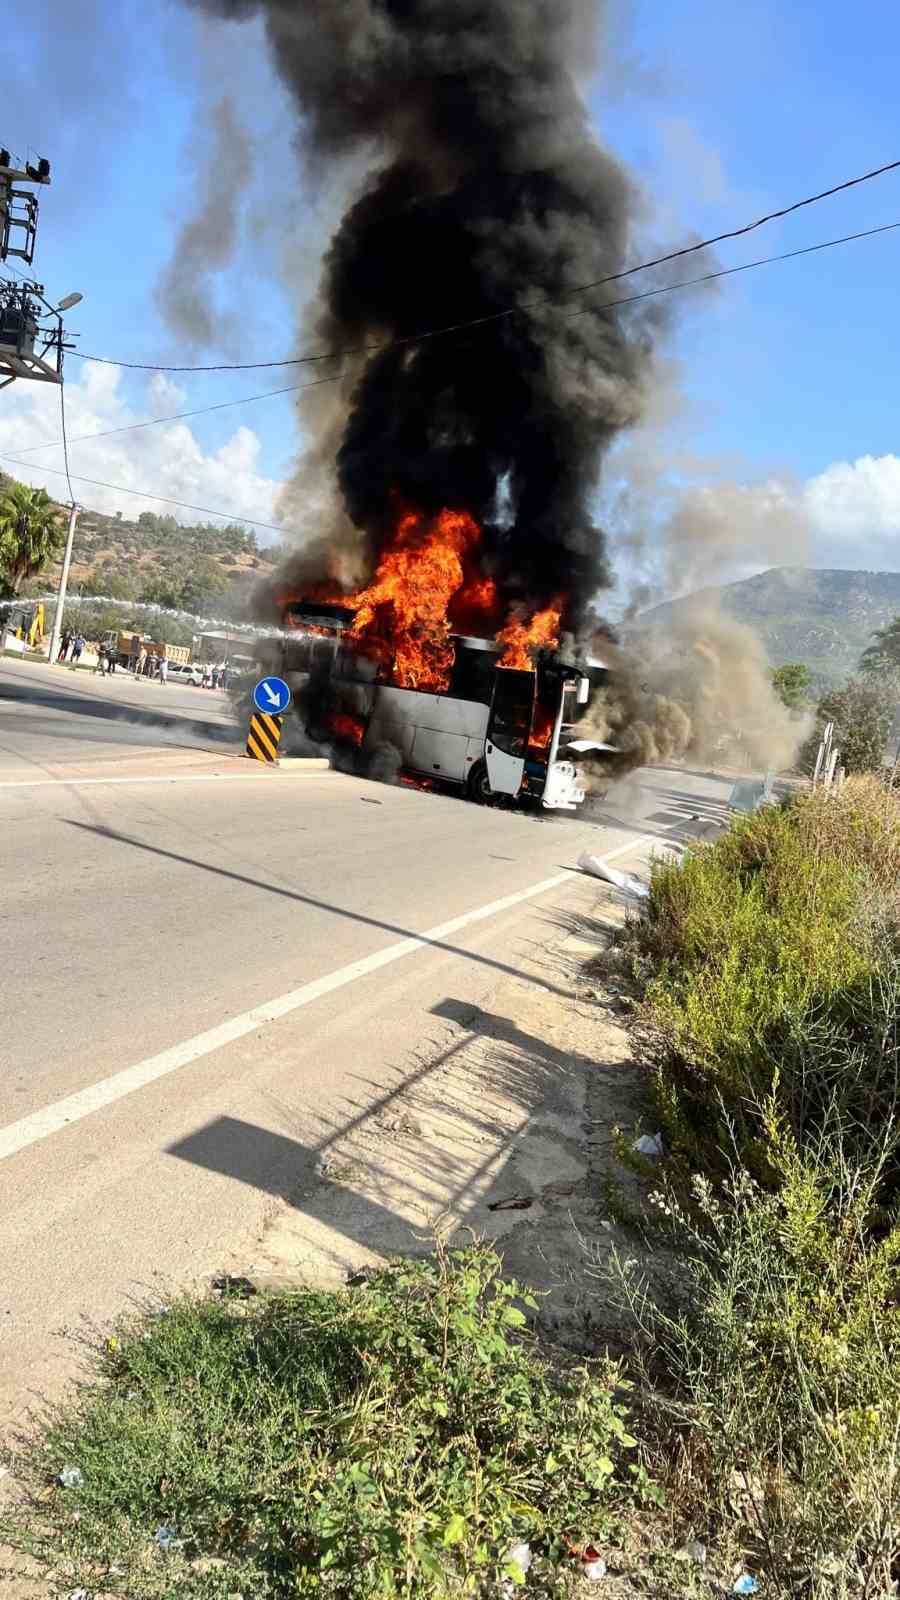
left=63, top=818, right=575, bottom=997
left=0, top=676, right=240, bottom=746
left=165, top=989, right=629, bottom=1327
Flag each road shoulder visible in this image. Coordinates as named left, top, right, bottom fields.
left=207, top=846, right=666, bottom=1343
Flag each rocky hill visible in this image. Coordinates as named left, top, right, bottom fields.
left=640, top=567, right=900, bottom=687
left=3, top=471, right=280, bottom=622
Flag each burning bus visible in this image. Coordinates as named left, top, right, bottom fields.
left=263, top=509, right=615, bottom=812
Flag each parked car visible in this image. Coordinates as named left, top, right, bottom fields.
left=166, top=662, right=204, bottom=686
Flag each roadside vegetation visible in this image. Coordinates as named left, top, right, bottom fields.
left=0, top=1246, right=650, bottom=1599
left=612, top=776, right=900, bottom=1597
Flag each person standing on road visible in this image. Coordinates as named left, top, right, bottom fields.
left=58, top=630, right=72, bottom=664
left=159, top=655, right=169, bottom=685
left=70, top=634, right=85, bottom=669
left=135, top=648, right=147, bottom=679
left=94, top=645, right=107, bottom=676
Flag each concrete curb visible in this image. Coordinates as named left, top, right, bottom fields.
left=274, top=757, right=331, bottom=772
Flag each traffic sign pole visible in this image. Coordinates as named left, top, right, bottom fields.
left=247, top=677, right=292, bottom=762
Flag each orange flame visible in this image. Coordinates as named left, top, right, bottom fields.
left=495, top=603, right=561, bottom=670
left=527, top=704, right=555, bottom=760
left=344, top=508, right=480, bottom=691
left=279, top=506, right=568, bottom=702
left=328, top=711, right=366, bottom=747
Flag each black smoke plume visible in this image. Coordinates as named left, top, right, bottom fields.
left=186, top=0, right=663, bottom=632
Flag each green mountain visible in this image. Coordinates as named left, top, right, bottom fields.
left=0, top=470, right=281, bottom=621
left=640, top=567, right=900, bottom=687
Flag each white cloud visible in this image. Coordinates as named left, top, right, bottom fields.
left=0, top=365, right=286, bottom=532
left=804, top=454, right=900, bottom=566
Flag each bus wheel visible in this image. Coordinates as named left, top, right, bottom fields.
left=467, top=760, right=495, bottom=805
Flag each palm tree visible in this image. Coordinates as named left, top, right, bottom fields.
left=0, top=481, right=64, bottom=597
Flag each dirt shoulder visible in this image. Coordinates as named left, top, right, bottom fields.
left=208, top=852, right=666, bottom=1346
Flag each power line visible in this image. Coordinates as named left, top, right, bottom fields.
left=7, top=214, right=900, bottom=459
left=71, top=156, right=900, bottom=374
left=0, top=450, right=294, bottom=535
left=9, top=375, right=336, bottom=458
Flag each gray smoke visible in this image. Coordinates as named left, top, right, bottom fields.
left=157, top=96, right=252, bottom=348
left=184, top=0, right=676, bottom=631
left=576, top=600, right=812, bottom=784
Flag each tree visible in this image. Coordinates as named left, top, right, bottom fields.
left=770, top=662, right=812, bottom=710
left=0, top=482, right=64, bottom=597
left=138, top=557, right=229, bottom=616
left=81, top=567, right=136, bottom=601
left=860, top=616, right=900, bottom=678
left=801, top=678, right=895, bottom=776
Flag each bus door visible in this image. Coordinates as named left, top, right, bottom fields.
left=485, top=669, right=535, bottom=796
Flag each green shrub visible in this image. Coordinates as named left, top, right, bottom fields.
left=631, top=784, right=900, bottom=1177
left=0, top=1245, right=644, bottom=1599
left=605, top=1117, right=900, bottom=1598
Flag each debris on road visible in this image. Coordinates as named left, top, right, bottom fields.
left=212, top=1274, right=258, bottom=1300
left=58, top=1465, right=83, bottom=1488
left=577, top=852, right=650, bottom=900
left=155, top=1524, right=180, bottom=1551
left=632, top=1133, right=664, bottom=1157
left=487, top=1195, right=534, bottom=1212
left=733, top=1575, right=758, bottom=1596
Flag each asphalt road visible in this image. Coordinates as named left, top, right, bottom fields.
left=0, top=658, right=736, bottom=1426
left=0, top=654, right=241, bottom=775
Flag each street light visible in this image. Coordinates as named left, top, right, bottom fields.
left=56, top=292, right=83, bottom=312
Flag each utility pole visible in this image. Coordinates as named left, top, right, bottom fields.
left=1, top=147, right=82, bottom=390
left=47, top=502, right=80, bottom=665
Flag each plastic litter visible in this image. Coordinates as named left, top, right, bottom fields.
left=632, top=1132, right=664, bottom=1157
left=564, top=1537, right=607, bottom=1581
left=59, top=1466, right=84, bottom=1488
left=733, top=1576, right=758, bottom=1596
left=487, top=1196, right=533, bottom=1212
left=505, top=1541, right=533, bottom=1574
left=577, top=852, right=650, bottom=900
left=675, top=1540, right=707, bottom=1565
left=155, top=1525, right=180, bottom=1551
left=68, top=1590, right=90, bottom=1600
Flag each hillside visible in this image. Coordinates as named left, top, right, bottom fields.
left=640, top=567, right=900, bottom=686
left=2, top=472, right=280, bottom=622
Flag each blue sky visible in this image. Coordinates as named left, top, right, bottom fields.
left=2, top=0, right=899, bottom=596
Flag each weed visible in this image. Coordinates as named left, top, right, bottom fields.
left=596, top=1122, right=900, bottom=1598
left=1, top=1243, right=645, bottom=1599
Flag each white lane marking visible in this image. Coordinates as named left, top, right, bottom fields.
left=0, top=771, right=329, bottom=791
left=0, top=833, right=657, bottom=1163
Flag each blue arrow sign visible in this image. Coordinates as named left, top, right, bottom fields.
left=252, top=675, right=292, bottom=715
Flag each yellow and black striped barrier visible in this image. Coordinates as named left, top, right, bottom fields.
left=246, top=712, right=283, bottom=763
